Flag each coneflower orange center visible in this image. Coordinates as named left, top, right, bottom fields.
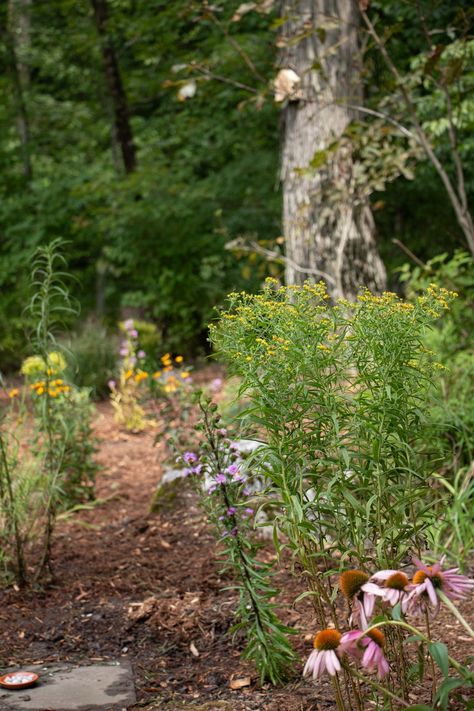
left=367, top=629, right=385, bottom=647
left=412, top=570, right=428, bottom=585
left=386, top=572, right=409, bottom=590
left=314, top=629, right=342, bottom=651
left=340, top=570, right=369, bottom=599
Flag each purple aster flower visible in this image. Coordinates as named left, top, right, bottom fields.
left=215, top=473, right=226, bottom=485
left=210, top=378, right=223, bottom=392
left=124, top=319, right=134, bottom=330
left=129, top=329, right=138, bottom=338
left=227, top=507, right=237, bottom=516
left=119, top=348, right=128, bottom=357
left=138, top=350, right=146, bottom=359
left=225, top=464, right=239, bottom=477
left=183, top=452, right=198, bottom=465
left=108, top=379, right=116, bottom=390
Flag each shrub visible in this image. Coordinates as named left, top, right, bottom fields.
left=208, top=279, right=471, bottom=703
left=64, top=320, right=118, bottom=399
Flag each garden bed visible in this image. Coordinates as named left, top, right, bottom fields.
left=0, top=394, right=473, bottom=710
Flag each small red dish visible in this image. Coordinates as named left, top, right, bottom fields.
left=0, top=671, right=39, bottom=689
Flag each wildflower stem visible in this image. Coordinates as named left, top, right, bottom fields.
left=424, top=610, right=437, bottom=701
left=363, top=620, right=466, bottom=675
left=348, top=668, right=410, bottom=708
left=437, top=590, right=474, bottom=639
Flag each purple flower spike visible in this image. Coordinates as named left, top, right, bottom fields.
left=226, top=464, right=239, bottom=477
left=215, top=473, right=227, bottom=485
left=183, top=452, right=198, bottom=465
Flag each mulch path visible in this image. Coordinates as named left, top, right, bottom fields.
left=0, top=372, right=473, bottom=710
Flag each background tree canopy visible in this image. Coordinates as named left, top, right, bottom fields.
left=0, top=0, right=472, bottom=367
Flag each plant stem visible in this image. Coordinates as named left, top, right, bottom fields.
left=437, top=590, right=474, bottom=639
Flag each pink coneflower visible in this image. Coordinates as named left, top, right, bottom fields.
left=339, top=630, right=364, bottom=660
left=339, top=570, right=375, bottom=629
left=360, top=629, right=389, bottom=678
left=362, top=570, right=411, bottom=612
left=407, top=556, right=474, bottom=614
left=303, top=629, right=342, bottom=679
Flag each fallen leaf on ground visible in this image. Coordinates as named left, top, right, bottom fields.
left=229, top=676, right=251, bottom=690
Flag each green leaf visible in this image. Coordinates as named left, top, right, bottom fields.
left=391, top=602, right=402, bottom=620
left=405, top=705, right=432, bottom=711
left=429, top=641, right=449, bottom=678
left=434, top=677, right=465, bottom=711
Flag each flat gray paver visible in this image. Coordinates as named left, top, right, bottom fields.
left=0, top=661, right=136, bottom=711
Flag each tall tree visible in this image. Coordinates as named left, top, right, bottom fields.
left=90, top=0, right=136, bottom=174
left=4, top=0, right=32, bottom=179
left=278, top=0, right=386, bottom=297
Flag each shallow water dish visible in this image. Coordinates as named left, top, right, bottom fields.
left=0, top=671, right=39, bottom=689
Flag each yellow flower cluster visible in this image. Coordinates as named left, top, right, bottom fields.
left=30, top=379, right=71, bottom=397
left=21, top=351, right=66, bottom=378
left=152, top=353, right=191, bottom=392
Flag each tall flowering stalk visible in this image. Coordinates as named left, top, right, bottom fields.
left=109, top=319, right=148, bottom=431
left=26, top=240, right=78, bottom=579
left=183, top=395, right=297, bottom=684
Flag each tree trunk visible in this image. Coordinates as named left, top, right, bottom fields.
left=279, top=0, right=386, bottom=298
left=90, top=0, right=137, bottom=174
left=5, top=0, right=32, bottom=180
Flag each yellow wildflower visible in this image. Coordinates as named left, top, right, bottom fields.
left=153, top=370, right=162, bottom=379
left=8, top=388, right=19, bottom=398
left=175, top=355, right=184, bottom=363
left=181, top=371, right=190, bottom=379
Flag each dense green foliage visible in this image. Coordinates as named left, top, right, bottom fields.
left=1, top=0, right=473, bottom=368
left=0, top=0, right=278, bottom=365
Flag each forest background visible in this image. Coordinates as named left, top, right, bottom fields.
left=0, top=0, right=473, bottom=368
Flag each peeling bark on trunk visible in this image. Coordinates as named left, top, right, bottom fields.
left=91, top=0, right=136, bottom=174
left=280, top=0, right=386, bottom=298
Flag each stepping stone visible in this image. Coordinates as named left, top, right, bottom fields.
left=0, top=660, right=136, bottom=711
